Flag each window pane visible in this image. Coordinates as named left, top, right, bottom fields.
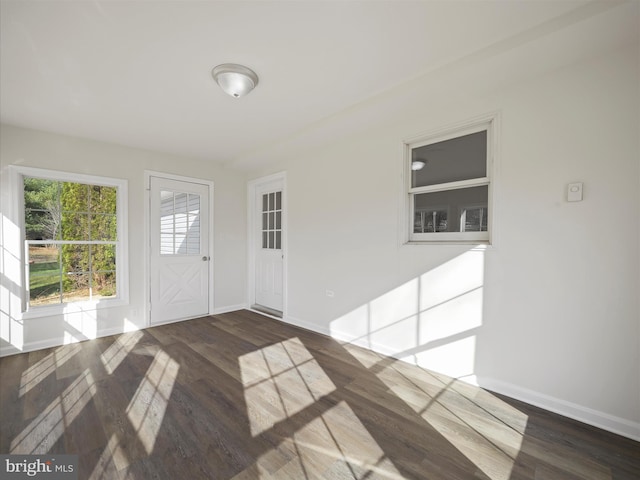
left=175, top=234, right=187, bottom=254
left=62, top=244, right=90, bottom=273
left=24, top=178, right=60, bottom=240
left=269, top=212, right=275, bottom=230
left=61, top=212, right=90, bottom=241
left=276, top=211, right=281, bottom=229
left=92, top=244, right=116, bottom=272
left=25, top=209, right=59, bottom=240
left=61, top=182, right=89, bottom=212
left=262, top=232, right=268, bottom=249
left=160, top=191, right=175, bottom=252
left=28, top=245, right=61, bottom=306
left=461, top=206, right=488, bottom=232
left=63, top=273, right=90, bottom=302
left=174, top=193, right=187, bottom=213
left=187, top=213, right=200, bottom=255
left=413, top=186, right=488, bottom=233
left=262, top=194, right=268, bottom=213
left=412, top=131, right=487, bottom=188
left=93, top=271, right=116, bottom=299
left=275, top=231, right=281, bottom=249
left=161, top=233, right=174, bottom=255
left=269, top=231, right=275, bottom=249
left=262, top=213, right=268, bottom=231
left=275, top=191, right=282, bottom=210
left=89, top=185, right=117, bottom=214
left=175, top=212, right=188, bottom=234
left=187, top=194, right=200, bottom=214
left=90, top=214, right=117, bottom=241
left=160, top=190, right=174, bottom=213
left=187, top=236, right=200, bottom=255
left=269, top=193, right=275, bottom=211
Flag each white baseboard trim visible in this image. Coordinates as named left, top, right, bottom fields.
left=284, top=315, right=331, bottom=337
left=0, top=343, right=25, bottom=357
left=213, top=304, right=248, bottom=315
left=328, top=327, right=404, bottom=358
left=0, top=310, right=231, bottom=358
left=0, top=325, right=131, bottom=357
left=477, top=376, right=640, bottom=442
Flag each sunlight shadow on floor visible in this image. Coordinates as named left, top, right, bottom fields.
left=240, top=337, right=336, bottom=437
left=235, top=400, right=404, bottom=480
left=237, top=337, right=406, bottom=478
left=100, top=330, right=143, bottom=374
left=361, top=351, right=527, bottom=480
left=11, top=368, right=97, bottom=454
left=19, top=343, right=82, bottom=397
left=126, top=349, right=179, bottom=454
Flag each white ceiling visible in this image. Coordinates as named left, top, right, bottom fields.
left=0, top=1, right=632, bottom=169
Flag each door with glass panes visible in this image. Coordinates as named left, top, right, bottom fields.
left=150, top=176, right=210, bottom=324
left=254, top=183, right=283, bottom=313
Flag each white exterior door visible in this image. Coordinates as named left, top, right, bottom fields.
left=254, top=182, right=284, bottom=313
left=150, top=176, right=210, bottom=324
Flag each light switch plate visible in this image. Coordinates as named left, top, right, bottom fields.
left=567, top=182, right=583, bottom=202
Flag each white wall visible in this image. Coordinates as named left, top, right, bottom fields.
left=0, top=125, right=247, bottom=355
left=0, top=2, right=637, bottom=442
left=246, top=42, right=640, bottom=439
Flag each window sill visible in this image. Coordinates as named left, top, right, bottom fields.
left=20, top=297, right=129, bottom=320
left=404, top=237, right=493, bottom=249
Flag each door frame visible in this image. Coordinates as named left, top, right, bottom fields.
left=144, top=170, right=215, bottom=326
left=247, top=172, right=287, bottom=319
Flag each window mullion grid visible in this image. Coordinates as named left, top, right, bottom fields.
left=58, top=243, right=63, bottom=304
left=408, top=176, right=489, bottom=195
left=22, top=170, right=124, bottom=310
left=408, top=181, right=490, bottom=241
left=172, top=193, right=177, bottom=255
left=88, top=187, right=93, bottom=300
left=267, top=193, right=271, bottom=249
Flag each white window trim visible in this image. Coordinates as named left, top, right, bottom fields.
left=11, top=166, right=129, bottom=319
left=401, top=112, right=499, bottom=245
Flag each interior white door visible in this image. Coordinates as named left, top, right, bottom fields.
left=255, top=183, right=283, bottom=313
left=150, top=176, right=210, bottom=324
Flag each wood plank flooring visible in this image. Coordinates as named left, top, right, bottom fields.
left=1, top=310, right=638, bottom=479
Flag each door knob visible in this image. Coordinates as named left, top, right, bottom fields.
left=202, top=256, right=210, bottom=261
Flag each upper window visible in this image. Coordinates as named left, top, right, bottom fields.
left=20, top=168, right=127, bottom=311
left=406, top=117, right=494, bottom=243
left=261, top=191, right=282, bottom=250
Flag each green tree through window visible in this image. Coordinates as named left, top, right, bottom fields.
left=25, top=177, right=118, bottom=306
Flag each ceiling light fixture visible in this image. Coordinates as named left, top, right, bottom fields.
left=211, top=63, right=259, bottom=98
left=412, top=160, right=426, bottom=171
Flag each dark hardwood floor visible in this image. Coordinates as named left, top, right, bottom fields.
left=1, top=310, right=638, bottom=479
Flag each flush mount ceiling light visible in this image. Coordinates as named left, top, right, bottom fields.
left=411, top=160, right=426, bottom=171
left=211, top=63, right=259, bottom=98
